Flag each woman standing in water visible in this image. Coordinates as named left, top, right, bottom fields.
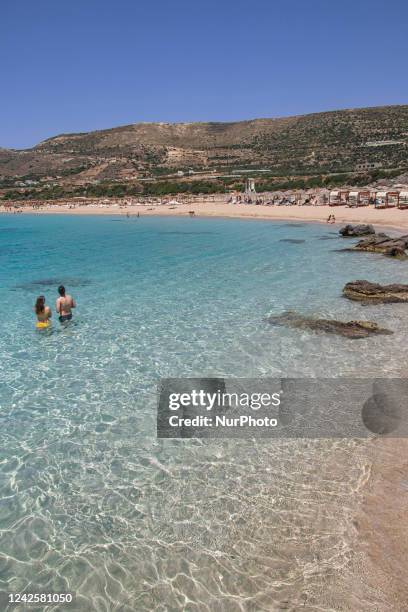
left=34, top=295, right=52, bottom=329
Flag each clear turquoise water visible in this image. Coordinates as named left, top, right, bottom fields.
left=0, top=214, right=406, bottom=610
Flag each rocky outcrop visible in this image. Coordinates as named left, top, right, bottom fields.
left=343, top=280, right=408, bottom=303
left=339, top=224, right=375, bottom=237
left=338, top=226, right=408, bottom=257
left=352, top=233, right=408, bottom=258
left=267, top=311, right=392, bottom=338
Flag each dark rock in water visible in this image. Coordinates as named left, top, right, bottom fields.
left=352, top=233, right=408, bottom=258
left=279, top=238, right=305, bottom=244
left=339, top=224, right=375, bottom=237
left=343, top=280, right=408, bottom=303
left=267, top=311, right=392, bottom=338
left=317, top=235, right=338, bottom=240
left=158, top=231, right=216, bottom=236
left=14, top=277, right=91, bottom=291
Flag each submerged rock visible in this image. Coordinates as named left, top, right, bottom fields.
left=267, top=311, right=392, bottom=338
left=339, top=224, right=375, bottom=237
left=352, top=233, right=408, bottom=258
left=14, top=277, right=91, bottom=291
left=278, top=238, right=305, bottom=244
left=343, top=280, right=408, bottom=304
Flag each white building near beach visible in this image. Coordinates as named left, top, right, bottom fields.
left=245, top=178, right=256, bottom=195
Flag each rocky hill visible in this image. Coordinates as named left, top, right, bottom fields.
left=1, top=105, right=407, bottom=197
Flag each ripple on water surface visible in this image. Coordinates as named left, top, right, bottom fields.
left=0, top=215, right=405, bottom=610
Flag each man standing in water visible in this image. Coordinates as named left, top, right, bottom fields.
left=56, top=285, right=76, bottom=323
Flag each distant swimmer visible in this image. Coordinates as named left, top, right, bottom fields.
left=56, top=285, right=76, bottom=323
left=35, top=295, right=52, bottom=329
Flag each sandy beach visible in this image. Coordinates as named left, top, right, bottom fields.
left=2, top=199, right=408, bottom=609
left=4, top=199, right=408, bottom=232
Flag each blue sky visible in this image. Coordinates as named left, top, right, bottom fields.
left=1, top=0, right=407, bottom=149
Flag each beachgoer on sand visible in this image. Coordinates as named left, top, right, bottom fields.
left=56, top=285, right=76, bottom=323
left=35, top=295, right=52, bottom=329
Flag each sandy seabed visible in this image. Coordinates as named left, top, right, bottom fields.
left=355, top=438, right=408, bottom=609
left=2, top=198, right=408, bottom=609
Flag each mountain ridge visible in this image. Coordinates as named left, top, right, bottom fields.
left=1, top=105, right=407, bottom=198
left=27, top=103, right=407, bottom=149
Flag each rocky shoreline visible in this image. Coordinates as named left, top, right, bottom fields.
left=267, top=224, right=408, bottom=339
left=339, top=224, right=408, bottom=258
left=267, top=311, right=392, bottom=339
left=343, top=280, right=408, bottom=304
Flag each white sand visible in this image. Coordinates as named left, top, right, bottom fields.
left=4, top=199, right=408, bottom=232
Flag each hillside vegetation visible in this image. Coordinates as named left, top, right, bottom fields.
left=1, top=105, right=407, bottom=199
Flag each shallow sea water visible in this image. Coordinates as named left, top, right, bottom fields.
left=0, top=214, right=407, bottom=610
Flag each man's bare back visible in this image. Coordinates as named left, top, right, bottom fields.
left=56, top=294, right=75, bottom=315
left=56, top=285, right=76, bottom=322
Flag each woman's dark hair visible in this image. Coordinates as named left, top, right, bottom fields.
left=58, top=285, right=66, bottom=296
left=35, top=295, right=45, bottom=314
